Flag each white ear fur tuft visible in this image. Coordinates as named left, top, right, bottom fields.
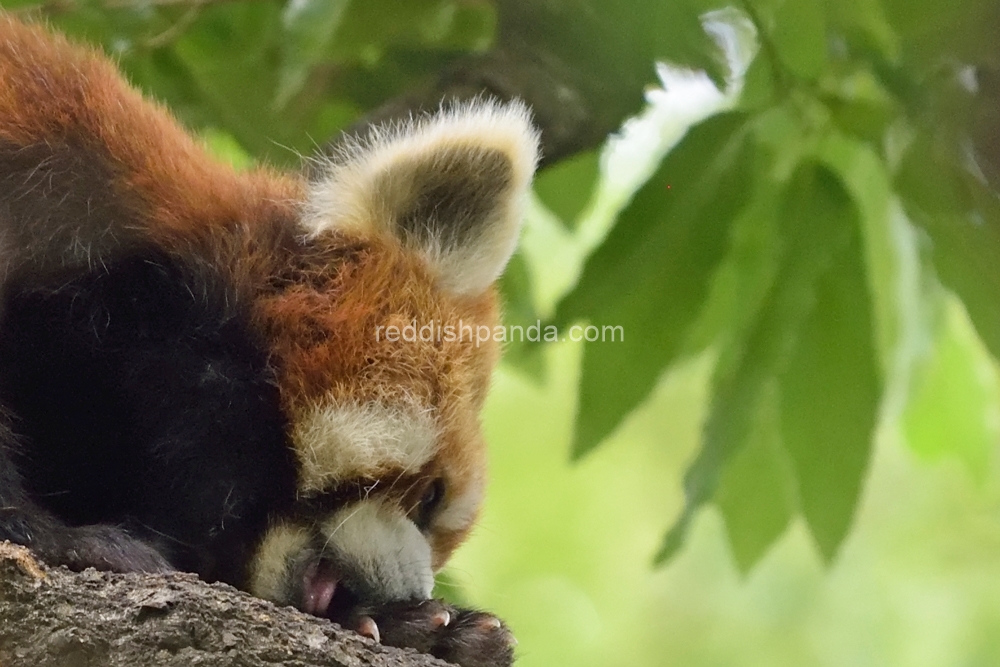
left=303, top=99, right=540, bottom=296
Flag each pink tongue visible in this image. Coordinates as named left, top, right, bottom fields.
left=303, top=563, right=339, bottom=616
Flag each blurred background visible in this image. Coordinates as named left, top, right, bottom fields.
left=6, top=0, right=1000, bottom=665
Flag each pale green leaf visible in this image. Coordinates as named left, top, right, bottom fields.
left=555, top=113, right=756, bottom=459
left=779, top=228, right=879, bottom=562
left=772, top=0, right=828, bottom=81
left=534, top=150, right=601, bottom=229
left=277, top=0, right=351, bottom=109
left=714, top=381, right=797, bottom=573
left=659, top=163, right=861, bottom=563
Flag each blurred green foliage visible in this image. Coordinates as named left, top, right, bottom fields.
left=4, top=0, right=498, bottom=164
left=8, top=0, right=1000, bottom=663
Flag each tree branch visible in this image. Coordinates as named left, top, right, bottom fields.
left=342, top=1, right=654, bottom=168
left=0, top=542, right=451, bottom=667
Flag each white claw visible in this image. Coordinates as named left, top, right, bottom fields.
left=480, top=616, right=502, bottom=630
left=356, top=615, right=381, bottom=644
left=431, top=609, right=451, bottom=628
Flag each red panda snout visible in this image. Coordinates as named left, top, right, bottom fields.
left=249, top=498, right=434, bottom=614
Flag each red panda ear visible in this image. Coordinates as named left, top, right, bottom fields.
left=303, top=100, right=540, bottom=296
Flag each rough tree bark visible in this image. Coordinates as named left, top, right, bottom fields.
left=0, top=542, right=453, bottom=667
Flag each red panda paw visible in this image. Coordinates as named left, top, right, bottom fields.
left=429, top=608, right=516, bottom=667
left=368, top=600, right=516, bottom=667
left=59, top=524, right=175, bottom=574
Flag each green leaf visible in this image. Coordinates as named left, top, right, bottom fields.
left=779, top=226, right=879, bottom=562
left=170, top=2, right=295, bottom=162
left=534, top=150, right=601, bottom=229
left=739, top=50, right=777, bottom=110
left=658, top=163, right=862, bottom=563
left=881, top=0, right=1000, bottom=64
left=499, top=252, right=546, bottom=381
left=329, top=0, right=496, bottom=59
left=714, top=380, right=797, bottom=573
left=821, top=0, right=900, bottom=62
left=821, top=71, right=898, bottom=147
left=896, top=135, right=1000, bottom=363
left=771, top=0, right=828, bottom=81
left=555, top=113, right=756, bottom=458
left=423, top=1, right=497, bottom=52
left=683, top=175, right=784, bottom=357
left=813, top=132, right=898, bottom=375
left=277, top=0, right=352, bottom=109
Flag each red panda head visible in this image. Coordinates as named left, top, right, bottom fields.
left=247, top=101, right=539, bottom=616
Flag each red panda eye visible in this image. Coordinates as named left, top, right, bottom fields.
left=418, top=478, right=446, bottom=526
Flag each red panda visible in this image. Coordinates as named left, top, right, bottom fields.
left=0, top=15, right=538, bottom=667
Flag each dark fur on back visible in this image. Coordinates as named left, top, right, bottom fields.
left=0, top=249, right=297, bottom=585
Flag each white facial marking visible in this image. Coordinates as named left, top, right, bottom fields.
left=322, top=498, right=434, bottom=601
left=435, top=477, right=485, bottom=532
left=293, top=399, right=438, bottom=494
left=249, top=522, right=311, bottom=604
